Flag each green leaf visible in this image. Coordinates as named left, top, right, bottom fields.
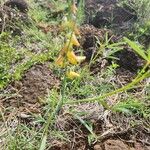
left=75, top=114, right=94, bottom=135
left=114, top=107, right=132, bottom=114
left=39, top=134, right=47, bottom=150
left=124, top=37, right=149, bottom=61
left=148, top=48, right=150, bottom=61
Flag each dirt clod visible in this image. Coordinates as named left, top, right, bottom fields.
left=0, top=0, right=29, bottom=34
left=85, top=0, right=137, bottom=33
left=115, top=48, right=144, bottom=72
left=80, top=24, right=144, bottom=74
left=16, top=63, right=60, bottom=104
left=104, top=139, right=129, bottom=150
left=79, top=24, right=114, bottom=64
left=4, top=0, right=29, bottom=13
left=94, top=144, right=102, bottom=150
left=2, top=63, right=60, bottom=108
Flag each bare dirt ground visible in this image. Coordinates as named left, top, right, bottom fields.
left=49, top=111, right=150, bottom=150
left=1, top=63, right=60, bottom=113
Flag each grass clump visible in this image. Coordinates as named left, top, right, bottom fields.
left=0, top=34, right=20, bottom=88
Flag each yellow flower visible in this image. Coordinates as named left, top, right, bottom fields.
left=66, top=71, right=80, bottom=79
left=74, top=27, right=80, bottom=35
left=76, top=56, right=86, bottom=63
left=66, top=50, right=86, bottom=65
left=67, top=50, right=78, bottom=65
left=55, top=55, right=65, bottom=67
left=71, top=33, right=80, bottom=47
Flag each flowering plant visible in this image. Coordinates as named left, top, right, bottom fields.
left=55, top=0, right=86, bottom=79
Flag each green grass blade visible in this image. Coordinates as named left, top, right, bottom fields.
left=148, top=48, right=150, bottom=60
left=124, top=37, right=149, bottom=61
left=75, top=114, right=94, bottom=135
left=39, top=134, right=47, bottom=150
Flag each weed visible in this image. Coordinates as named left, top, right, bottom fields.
left=0, top=34, right=20, bottom=88
left=39, top=1, right=85, bottom=148
left=66, top=38, right=150, bottom=109
left=112, top=97, right=150, bottom=118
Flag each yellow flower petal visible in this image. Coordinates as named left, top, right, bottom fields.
left=66, top=71, right=80, bottom=79
left=71, top=33, right=80, bottom=47
left=55, top=55, right=65, bottom=67
left=67, top=51, right=78, bottom=65
left=74, top=27, right=80, bottom=35
left=76, top=56, right=86, bottom=63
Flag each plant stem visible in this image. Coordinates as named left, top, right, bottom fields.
left=133, top=62, right=150, bottom=80
left=53, top=74, right=67, bottom=116
left=66, top=70, right=150, bottom=106
left=40, top=69, right=68, bottom=149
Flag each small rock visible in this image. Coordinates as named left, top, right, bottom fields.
left=134, top=142, right=145, bottom=150
left=19, top=113, right=31, bottom=118
left=104, top=139, right=129, bottom=150
left=94, top=144, right=102, bottom=150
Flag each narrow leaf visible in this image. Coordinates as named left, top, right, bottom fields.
left=39, top=134, right=47, bottom=150
left=148, top=48, right=150, bottom=61
left=124, top=37, right=148, bottom=61
left=75, top=115, right=94, bottom=135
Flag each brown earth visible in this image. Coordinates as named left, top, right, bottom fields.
left=79, top=24, right=144, bottom=75
left=49, top=111, right=150, bottom=150
left=0, top=0, right=29, bottom=34
left=85, top=0, right=137, bottom=33
left=81, top=0, right=145, bottom=73
left=4, top=0, right=29, bottom=13
left=1, top=63, right=60, bottom=113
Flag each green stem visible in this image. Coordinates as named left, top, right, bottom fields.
left=66, top=70, right=150, bottom=106
left=53, top=74, right=67, bottom=116
left=39, top=77, right=67, bottom=149
left=133, top=62, right=150, bottom=80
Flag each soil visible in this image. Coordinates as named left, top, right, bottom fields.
left=49, top=111, right=150, bottom=150
left=1, top=63, right=60, bottom=111
left=115, top=47, right=145, bottom=72
left=80, top=24, right=115, bottom=51
left=4, top=0, right=29, bottom=13
left=0, top=0, right=29, bottom=34
left=79, top=24, right=116, bottom=74
left=79, top=24, right=144, bottom=74
left=85, top=0, right=137, bottom=33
